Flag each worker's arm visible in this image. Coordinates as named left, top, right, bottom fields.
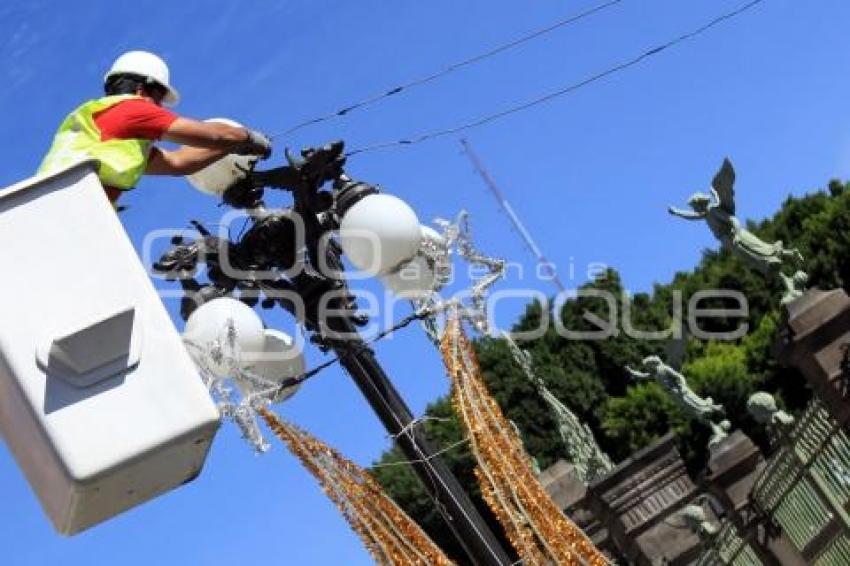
left=160, top=117, right=251, bottom=150
left=146, top=146, right=232, bottom=176
left=146, top=117, right=272, bottom=175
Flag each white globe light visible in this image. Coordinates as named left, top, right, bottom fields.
left=185, top=118, right=257, bottom=196
left=182, top=297, right=265, bottom=377
left=419, top=225, right=444, bottom=244
left=382, top=225, right=445, bottom=297
left=339, top=194, right=421, bottom=276
left=241, top=329, right=305, bottom=402
left=382, top=255, right=436, bottom=297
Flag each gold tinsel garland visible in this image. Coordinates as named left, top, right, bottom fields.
left=440, top=314, right=610, bottom=566
left=258, top=407, right=454, bottom=566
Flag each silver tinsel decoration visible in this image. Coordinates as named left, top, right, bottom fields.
left=183, top=318, right=286, bottom=453
left=503, top=333, right=614, bottom=483
left=412, top=211, right=507, bottom=341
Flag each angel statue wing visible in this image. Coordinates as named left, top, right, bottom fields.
left=712, top=158, right=736, bottom=215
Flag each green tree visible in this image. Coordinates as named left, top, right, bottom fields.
left=601, top=382, right=684, bottom=461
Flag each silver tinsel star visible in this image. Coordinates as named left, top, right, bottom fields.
left=183, top=318, right=284, bottom=453
left=410, top=211, right=506, bottom=341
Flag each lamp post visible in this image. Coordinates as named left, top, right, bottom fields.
left=156, top=142, right=511, bottom=565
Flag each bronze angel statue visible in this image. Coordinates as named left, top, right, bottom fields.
left=625, top=336, right=731, bottom=448
left=669, top=158, right=807, bottom=304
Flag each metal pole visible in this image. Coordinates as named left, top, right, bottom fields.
left=156, top=141, right=511, bottom=564
left=333, top=321, right=512, bottom=566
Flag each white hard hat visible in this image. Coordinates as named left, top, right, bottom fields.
left=104, top=50, right=180, bottom=106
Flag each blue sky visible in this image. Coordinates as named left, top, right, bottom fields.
left=3, top=1, right=850, bottom=564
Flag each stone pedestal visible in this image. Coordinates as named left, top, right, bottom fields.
left=779, top=288, right=850, bottom=429
left=539, top=460, right=615, bottom=558
left=539, top=460, right=587, bottom=510
left=586, top=433, right=701, bottom=565
left=706, top=430, right=764, bottom=521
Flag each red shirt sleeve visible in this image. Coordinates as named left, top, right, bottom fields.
left=94, top=98, right=179, bottom=142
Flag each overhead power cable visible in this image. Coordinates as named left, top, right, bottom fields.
left=271, top=0, right=624, bottom=138
left=344, top=0, right=766, bottom=157
left=269, top=309, right=428, bottom=397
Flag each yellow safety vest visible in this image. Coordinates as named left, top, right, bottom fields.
left=38, top=95, right=153, bottom=190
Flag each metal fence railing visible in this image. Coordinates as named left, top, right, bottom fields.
left=749, top=398, right=850, bottom=564
left=694, top=521, right=763, bottom=566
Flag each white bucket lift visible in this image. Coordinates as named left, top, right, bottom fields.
left=0, top=162, right=220, bottom=535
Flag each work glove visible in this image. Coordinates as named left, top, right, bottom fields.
left=235, top=129, right=273, bottom=160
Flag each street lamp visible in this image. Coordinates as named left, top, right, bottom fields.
left=155, top=141, right=512, bottom=566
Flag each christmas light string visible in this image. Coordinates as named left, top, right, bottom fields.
left=440, top=311, right=610, bottom=565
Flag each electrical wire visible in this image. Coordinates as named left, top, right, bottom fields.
left=387, top=416, right=454, bottom=440
left=344, top=0, right=767, bottom=157
left=370, top=437, right=471, bottom=469
left=273, top=309, right=428, bottom=395
left=271, top=0, right=624, bottom=138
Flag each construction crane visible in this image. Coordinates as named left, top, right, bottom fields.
left=460, top=138, right=567, bottom=293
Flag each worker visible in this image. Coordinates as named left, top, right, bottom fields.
left=39, top=50, right=271, bottom=204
